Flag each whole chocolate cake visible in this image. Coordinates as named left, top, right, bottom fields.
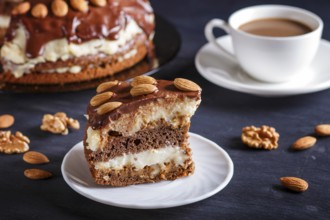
left=0, top=0, right=155, bottom=86
left=84, top=76, right=202, bottom=186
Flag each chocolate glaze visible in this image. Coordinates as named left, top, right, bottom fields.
left=87, top=80, right=201, bottom=129
left=5, top=0, right=155, bottom=58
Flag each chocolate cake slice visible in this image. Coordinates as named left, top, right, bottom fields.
left=84, top=76, right=202, bottom=186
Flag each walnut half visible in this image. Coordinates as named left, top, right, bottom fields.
left=241, top=125, right=279, bottom=150
left=40, top=112, right=80, bottom=135
left=0, top=131, right=30, bottom=154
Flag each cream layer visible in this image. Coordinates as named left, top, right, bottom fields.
left=0, top=19, right=143, bottom=78
left=94, top=145, right=188, bottom=171
left=0, top=15, right=10, bottom=28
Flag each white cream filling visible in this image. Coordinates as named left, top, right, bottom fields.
left=94, top=146, right=188, bottom=171
left=0, top=19, right=143, bottom=78
left=0, top=15, right=10, bottom=28
left=40, top=48, right=137, bottom=74
left=86, top=127, right=101, bottom=151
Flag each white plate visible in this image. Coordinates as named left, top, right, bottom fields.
left=61, top=133, right=234, bottom=209
left=195, top=35, right=330, bottom=97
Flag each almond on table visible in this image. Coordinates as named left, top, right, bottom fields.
left=23, top=151, right=50, bottom=165
left=0, top=114, right=15, bottom=129
left=280, top=177, right=309, bottom=192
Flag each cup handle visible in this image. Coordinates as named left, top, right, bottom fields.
left=204, top=19, right=235, bottom=59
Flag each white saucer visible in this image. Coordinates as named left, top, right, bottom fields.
left=195, top=35, right=330, bottom=97
left=61, top=133, right=234, bottom=209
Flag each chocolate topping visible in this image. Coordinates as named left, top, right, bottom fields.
left=5, top=0, right=155, bottom=58
left=87, top=80, right=201, bottom=129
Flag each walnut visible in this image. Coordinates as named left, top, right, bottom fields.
left=0, top=131, right=30, bottom=154
left=40, top=112, right=80, bottom=135
left=241, top=125, right=279, bottom=150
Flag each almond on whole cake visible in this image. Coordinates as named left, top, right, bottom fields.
left=84, top=76, right=202, bottom=186
left=0, top=0, right=155, bottom=86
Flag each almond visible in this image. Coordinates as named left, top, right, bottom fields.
left=12, top=2, right=31, bottom=15
left=292, top=136, right=316, bottom=150
left=280, top=177, right=308, bottom=192
left=90, top=0, right=107, bottom=7
left=24, top=169, right=52, bottom=180
left=0, top=114, right=15, bottom=128
left=52, top=0, right=69, bottom=17
left=315, top=124, right=330, bottom=136
left=70, top=0, right=88, bottom=12
left=97, top=102, right=122, bottom=115
left=96, top=80, right=119, bottom=93
left=130, top=84, right=158, bottom=97
left=174, top=78, right=201, bottom=92
left=31, top=3, right=48, bottom=18
left=90, top=92, right=113, bottom=106
left=131, top=75, right=157, bottom=87
left=23, top=151, right=50, bottom=164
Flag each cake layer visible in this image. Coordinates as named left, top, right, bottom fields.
left=0, top=35, right=148, bottom=84
left=1, top=19, right=144, bottom=78
left=85, top=124, right=190, bottom=162
left=87, top=80, right=201, bottom=131
left=90, top=157, right=195, bottom=186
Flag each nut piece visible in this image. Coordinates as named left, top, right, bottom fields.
left=292, top=136, right=316, bottom=150
left=90, top=0, right=107, bottom=7
left=41, top=112, right=80, bottom=135
left=70, top=0, right=88, bottom=12
left=12, top=2, right=31, bottom=15
left=0, top=114, right=15, bottom=129
left=280, top=177, right=309, bottom=192
left=0, top=131, right=30, bottom=154
left=31, top=3, right=48, bottom=18
left=90, top=92, right=114, bottom=106
left=24, top=169, right=52, bottom=180
left=52, top=0, right=69, bottom=17
left=97, top=102, right=122, bottom=115
left=174, top=78, right=201, bottom=92
left=131, top=75, right=157, bottom=87
left=241, top=125, right=279, bottom=150
left=315, top=124, right=330, bottom=136
left=130, top=84, right=158, bottom=97
left=23, top=151, right=50, bottom=164
left=96, top=80, right=119, bottom=93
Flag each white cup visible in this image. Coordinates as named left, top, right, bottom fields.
left=205, top=5, right=323, bottom=83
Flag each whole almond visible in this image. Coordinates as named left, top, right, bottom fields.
left=174, top=78, right=201, bottom=92
left=31, top=3, right=48, bottom=18
left=292, top=136, right=316, bottom=150
left=24, top=169, right=52, bottom=180
left=90, top=92, right=114, bottom=106
left=70, top=0, right=89, bottom=12
left=90, top=0, right=107, bottom=7
left=97, top=102, right=122, bottom=115
left=315, top=124, right=330, bottom=136
left=130, top=84, right=158, bottom=96
left=280, top=177, right=308, bottom=192
left=131, top=75, right=157, bottom=87
left=12, top=2, right=31, bottom=15
left=0, top=114, right=15, bottom=128
left=96, top=80, right=119, bottom=93
left=52, top=0, right=69, bottom=17
left=23, top=151, right=50, bottom=164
